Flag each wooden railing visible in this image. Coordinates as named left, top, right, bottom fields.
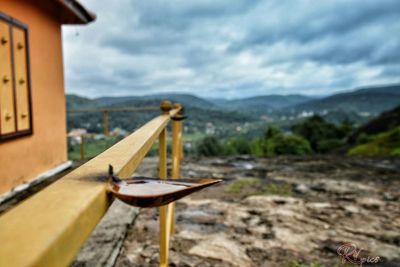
left=0, top=101, right=184, bottom=267
left=68, top=106, right=159, bottom=136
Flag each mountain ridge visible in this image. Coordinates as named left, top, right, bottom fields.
left=290, top=84, right=400, bottom=114
left=67, top=83, right=400, bottom=116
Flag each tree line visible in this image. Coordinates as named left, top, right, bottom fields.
left=195, top=115, right=354, bottom=156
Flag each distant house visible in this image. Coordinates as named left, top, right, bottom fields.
left=68, top=128, right=88, bottom=137
left=67, top=128, right=87, bottom=145
left=0, top=1, right=95, bottom=195
left=110, top=127, right=128, bottom=137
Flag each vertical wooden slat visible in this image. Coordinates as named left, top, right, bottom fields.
left=103, top=110, right=109, bottom=136
left=13, top=26, right=30, bottom=131
left=0, top=21, right=16, bottom=135
left=159, top=100, right=172, bottom=267
left=159, top=128, right=170, bottom=267
left=172, top=118, right=181, bottom=172
left=180, top=121, right=184, bottom=160
left=80, top=135, right=85, bottom=160
left=169, top=104, right=183, bottom=234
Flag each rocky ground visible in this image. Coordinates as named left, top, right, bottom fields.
left=110, top=156, right=400, bottom=267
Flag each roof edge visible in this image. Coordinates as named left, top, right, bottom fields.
left=57, top=0, right=96, bottom=24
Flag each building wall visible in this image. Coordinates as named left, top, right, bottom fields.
left=0, top=0, right=67, bottom=194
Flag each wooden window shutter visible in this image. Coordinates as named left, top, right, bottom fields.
left=0, top=12, right=32, bottom=141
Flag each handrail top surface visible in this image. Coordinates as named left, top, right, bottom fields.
left=68, top=106, right=159, bottom=113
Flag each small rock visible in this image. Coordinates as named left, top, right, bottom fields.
left=211, top=173, right=225, bottom=179
left=356, top=197, right=385, bottom=209
left=245, top=195, right=303, bottom=206
left=343, top=205, right=360, bottom=213
left=189, top=234, right=252, bottom=267
left=383, top=192, right=397, bottom=201
left=294, top=184, right=309, bottom=194
left=188, top=171, right=197, bottom=177
left=306, top=202, right=332, bottom=209
left=179, top=209, right=219, bottom=224
left=247, top=216, right=261, bottom=227
left=232, top=162, right=254, bottom=170
left=250, top=225, right=269, bottom=237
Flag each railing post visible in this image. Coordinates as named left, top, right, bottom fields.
left=80, top=134, right=85, bottom=160
left=170, top=103, right=183, bottom=234
left=180, top=107, right=184, bottom=161
left=103, top=110, right=109, bottom=136
left=159, top=100, right=172, bottom=267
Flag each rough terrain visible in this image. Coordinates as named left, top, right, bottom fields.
left=114, top=156, right=400, bottom=267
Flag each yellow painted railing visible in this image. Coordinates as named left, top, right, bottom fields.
left=69, top=106, right=159, bottom=136
left=0, top=101, right=184, bottom=267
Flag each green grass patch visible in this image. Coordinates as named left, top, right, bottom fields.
left=348, top=127, right=400, bottom=156
left=68, top=136, right=121, bottom=161
left=287, top=260, right=354, bottom=267
left=227, top=178, right=260, bottom=193
left=287, top=260, right=324, bottom=267
left=263, top=183, right=292, bottom=196
left=184, top=132, right=207, bottom=142
left=227, top=179, right=293, bottom=196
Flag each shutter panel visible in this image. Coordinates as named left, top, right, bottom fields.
left=13, top=26, right=30, bottom=131
left=0, top=20, right=16, bottom=135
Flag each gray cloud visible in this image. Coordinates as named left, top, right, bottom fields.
left=135, top=0, right=261, bottom=30
left=231, top=1, right=399, bottom=48
left=62, top=0, right=400, bottom=98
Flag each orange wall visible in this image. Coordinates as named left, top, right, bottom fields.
left=0, top=0, right=67, bottom=194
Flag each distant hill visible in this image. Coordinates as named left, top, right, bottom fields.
left=68, top=84, right=400, bottom=116
left=66, top=95, right=99, bottom=109
left=290, top=85, right=400, bottom=115
left=96, top=93, right=216, bottom=109
left=359, top=85, right=400, bottom=95
left=210, top=95, right=314, bottom=113
left=207, top=84, right=400, bottom=116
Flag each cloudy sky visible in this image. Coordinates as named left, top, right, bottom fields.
left=62, top=0, right=400, bottom=99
